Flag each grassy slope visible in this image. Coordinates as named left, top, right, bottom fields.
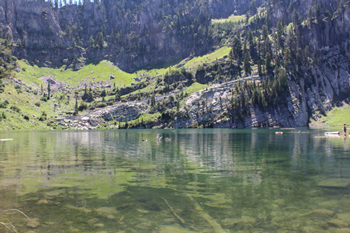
left=211, top=15, right=246, bottom=24
left=310, top=103, right=350, bottom=129
left=0, top=85, right=76, bottom=130
left=17, top=60, right=134, bottom=88
left=184, top=46, right=231, bottom=72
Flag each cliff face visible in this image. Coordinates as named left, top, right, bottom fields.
left=0, top=0, right=261, bottom=72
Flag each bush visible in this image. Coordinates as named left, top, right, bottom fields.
left=10, top=106, right=21, bottom=113
left=78, top=102, right=87, bottom=111
left=38, top=111, right=47, bottom=121
left=0, top=80, right=5, bottom=93
left=15, top=85, right=22, bottom=94
left=40, top=96, right=47, bottom=102
left=161, top=109, right=176, bottom=120
left=0, top=100, right=9, bottom=108
left=0, top=112, right=6, bottom=120
left=100, top=89, right=106, bottom=97
left=96, top=103, right=107, bottom=108
left=23, top=115, right=29, bottom=120
left=35, top=102, right=41, bottom=107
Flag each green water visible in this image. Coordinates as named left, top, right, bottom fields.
left=0, top=129, right=350, bottom=232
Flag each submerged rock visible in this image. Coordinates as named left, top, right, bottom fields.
left=135, top=222, right=152, bottom=230
left=337, top=213, right=350, bottom=224
left=303, top=209, right=336, bottom=219
left=93, top=223, right=105, bottom=228
left=36, top=199, right=49, bottom=205
left=328, top=219, right=348, bottom=228
left=318, top=179, right=350, bottom=189
left=68, top=228, right=80, bottom=233
left=87, top=218, right=99, bottom=226
left=334, top=229, right=350, bottom=233
left=319, top=200, right=339, bottom=209
left=221, top=216, right=256, bottom=229
left=95, top=207, right=118, bottom=217
left=45, top=189, right=64, bottom=199
left=26, top=218, right=40, bottom=228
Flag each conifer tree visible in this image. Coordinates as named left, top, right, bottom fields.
left=230, top=31, right=242, bottom=61
left=265, top=52, right=272, bottom=75
left=47, top=82, right=51, bottom=100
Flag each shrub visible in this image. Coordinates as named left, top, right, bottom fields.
left=23, top=115, right=29, bottom=120
left=15, top=85, right=22, bottom=94
left=78, top=102, right=87, bottom=111
left=40, top=96, right=47, bottom=102
left=100, top=89, right=106, bottom=97
left=0, top=100, right=9, bottom=108
left=161, top=109, right=176, bottom=120
left=10, top=106, right=21, bottom=113
left=35, top=102, right=41, bottom=107
left=38, top=111, right=47, bottom=121
left=0, top=80, right=5, bottom=93
left=96, top=103, right=107, bottom=108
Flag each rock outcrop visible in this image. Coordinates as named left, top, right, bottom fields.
left=56, top=103, right=143, bottom=130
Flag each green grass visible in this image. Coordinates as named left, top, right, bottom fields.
left=0, top=84, right=76, bottom=131
left=310, top=104, right=350, bottom=128
left=184, top=46, right=231, bottom=71
left=184, top=82, right=208, bottom=97
left=212, top=15, right=246, bottom=24
left=17, top=60, right=134, bottom=88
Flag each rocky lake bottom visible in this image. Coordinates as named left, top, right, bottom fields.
left=0, top=129, right=350, bottom=233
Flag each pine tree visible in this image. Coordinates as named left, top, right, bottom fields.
left=96, top=32, right=104, bottom=48
left=307, top=6, right=313, bottom=28
left=89, top=36, right=95, bottom=47
left=276, top=20, right=283, bottom=50
left=230, top=32, right=242, bottom=61
left=243, top=40, right=251, bottom=76
left=74, top=98, right=78, bottom=115
left=257, top=58, right=262, bottom=76
left=265, top=52, right=272, bottom=75
left=47, top=82, right=51, bottom=100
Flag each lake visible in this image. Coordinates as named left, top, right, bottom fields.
left=0, top=129, right=350, bottom=232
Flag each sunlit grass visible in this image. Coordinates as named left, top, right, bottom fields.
left=212, top=14, right=246, bottom=24
left=184, top=82, right=208, bottom=97
left=0, top=84, right=76, bottom=130
left=315, top=105, right=350, bottom=127
left=184, top=46, right=231, bottom=71
left=17, top=60, right=134, bottom=88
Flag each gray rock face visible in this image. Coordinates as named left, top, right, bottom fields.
left=57, top=103, right=141, bottom=130
left=173, top=76, right=310, bottom=129
left=39, top=75, right=69, bottom=92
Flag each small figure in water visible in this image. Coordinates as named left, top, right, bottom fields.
left=344, top=123, right=347, bottom=136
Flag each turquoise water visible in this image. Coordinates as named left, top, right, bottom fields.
left=0, top=129, right=350, bottom=232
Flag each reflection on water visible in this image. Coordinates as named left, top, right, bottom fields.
left=0, top=129, right=350, bottom=232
